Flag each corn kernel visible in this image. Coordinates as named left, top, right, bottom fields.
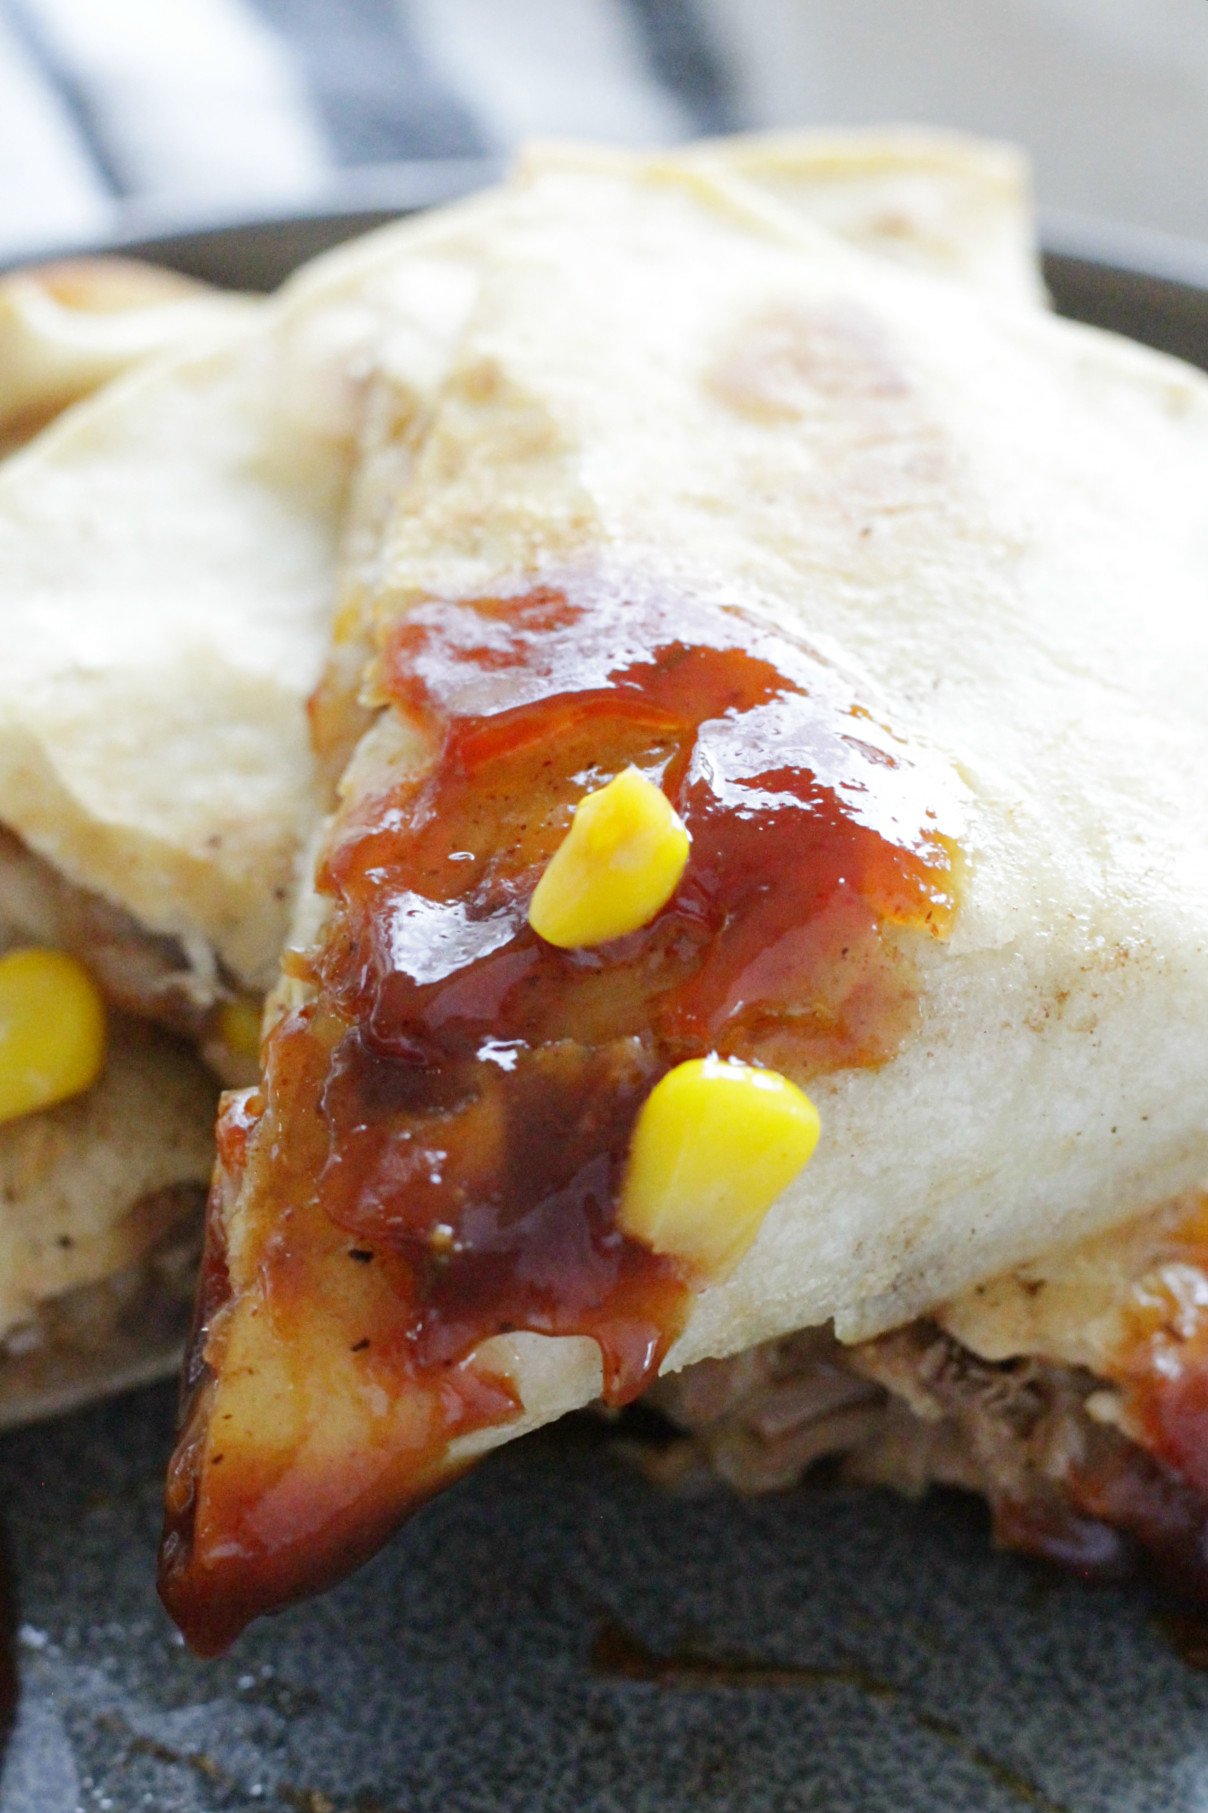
left=529, top=766, right=690, bottom=949
left=618, top=1057, right=820, bottom=1274
left=0, top=947, right=106, bottom=1124
left=217, top=995, right=263, bottom=1064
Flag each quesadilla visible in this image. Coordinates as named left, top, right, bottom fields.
left=158, top=153, right=1208, bottom=1654
left=0, top=131, right=1034, bottom=1430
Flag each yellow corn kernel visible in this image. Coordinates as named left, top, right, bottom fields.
left=217, top=995, right=263, bottom=1064
left=0, top=948, right=106, bottom=1124
left=529, top=766, right=690, bottom=949
left=618, top=1057, right=820, bottom=1275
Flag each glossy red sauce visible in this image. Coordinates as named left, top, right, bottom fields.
left=160, top=576, right=962, bottom=1652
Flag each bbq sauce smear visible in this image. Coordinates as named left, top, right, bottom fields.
left=160, top=578, right=962, bottom=1653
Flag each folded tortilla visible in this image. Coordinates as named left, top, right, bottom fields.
left=157, top=153, right=1208, bottom=1652
left=0, top=131, right=1039, bottom=1432
left=0, top=261, right=243, bottom=1425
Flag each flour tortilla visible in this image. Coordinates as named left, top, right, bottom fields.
left=219, top=153, right=1208, bottom=1512
left=0, top=132, right=1042, bottom=1428
left=0, top=190, right=498, bottom=993
left=454, top=161, right=1208, bottom=1382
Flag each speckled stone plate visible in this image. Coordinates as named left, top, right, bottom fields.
left=3, top=184, right=1208, bottom=1813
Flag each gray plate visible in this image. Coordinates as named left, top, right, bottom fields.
left=3, top=186, right=1208, bottom=1813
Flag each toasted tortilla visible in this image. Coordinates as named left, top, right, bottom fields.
left=157, top=155, right=1208, bottom=1651
left=0, top=130, right=1039, bottom=1434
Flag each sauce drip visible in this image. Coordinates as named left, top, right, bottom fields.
left=160, top=576, right=962, bottom=1652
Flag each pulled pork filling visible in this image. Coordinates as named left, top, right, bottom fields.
left=643, top=1319, right=1208, bottom=1597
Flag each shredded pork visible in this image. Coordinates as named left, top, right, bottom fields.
left=642, top=1320, right=1208, bottom=1592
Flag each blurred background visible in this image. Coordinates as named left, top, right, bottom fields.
left=0, top=0, right=1205, bottom=259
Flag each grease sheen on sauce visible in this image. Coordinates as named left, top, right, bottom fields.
left=160, top=577, right=962, bottom=1653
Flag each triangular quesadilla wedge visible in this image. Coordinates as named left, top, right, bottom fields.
left=0, top=131, right=1038, bottom=1434
left=159, top=155, right=1208, bottom=1653
left=0, top=270, right=247, bottom=1428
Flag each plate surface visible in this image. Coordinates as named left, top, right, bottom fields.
left=2, top=198, right=1208, bottom=1813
